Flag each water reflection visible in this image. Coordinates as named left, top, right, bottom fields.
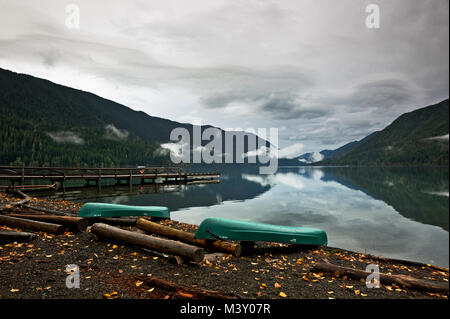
left=60, top=166, right=270, bottom=212
left=69, top=165, right=448, bottom=267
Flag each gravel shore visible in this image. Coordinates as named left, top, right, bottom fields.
left=0, top=192, right=448, bottom=300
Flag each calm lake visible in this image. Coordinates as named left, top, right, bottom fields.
left=53, top=166, right=449, bottom=267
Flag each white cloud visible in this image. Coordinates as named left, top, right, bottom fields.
left=426, top=191, right=449, bottom=197
left=104, top=124, right=129, bottom=141
left=278, top=143, right=304, bottom=159
left=242, top=172, right=305, bottom=190
left=311, top=152, right=324, bottom=162
left=298, top=151, right=324, bottom=163
left=425, top=134, right=449, bottom=142
left=46, top=131, right=84, bottom=144
left=158, top=142, right=185, bottom=159
left=243, top=143, right=304, bottom=160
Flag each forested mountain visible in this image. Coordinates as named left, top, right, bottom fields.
left=0, top=68, right=264, bottom=167
left=317, top=99, right=449, bottom=166
left=0, top=68, right=175, bottom=167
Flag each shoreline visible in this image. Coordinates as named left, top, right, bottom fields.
left=0, top=192, right=448, bottom=299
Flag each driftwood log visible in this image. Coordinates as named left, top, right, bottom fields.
left=0, top=215, right=66, bottom=234
left=143, top=276, right=240, bottom=299
left=0, top=230, right=37, bottom=243
left=10, top=190, right=30, bottom=207
left=0, top=183, right=57, bottom=191
left=0, top=190, right=30, bottom=212
left=312, top=260, right=449, bottom=293
left=136, top=219, right=242, bottom=257
left=364, top=254, right=449, bottom=273
left=91, top=223, right=205, bottom=262
left=4, top=207, right=47, bottom=215
left=6, top=214, right=88, bottom=232
left=22, top=205, right=73, bottom=217
left=90, top=217, right=138, bottom=227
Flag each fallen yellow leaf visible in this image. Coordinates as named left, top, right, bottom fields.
left=177, top=291, right=194, bottom=298
left=104, top=291, right=119, bottom=299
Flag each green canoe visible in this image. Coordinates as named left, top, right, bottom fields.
left=78, top=203, right=170, bottom=219
left=194, top=218, right=327, bottom=245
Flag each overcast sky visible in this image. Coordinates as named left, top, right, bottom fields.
left=0, top=0, right=448, bottom=154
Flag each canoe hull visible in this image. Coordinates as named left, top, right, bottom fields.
left=194, top=218, right=327, bottom=246
left=78, top=203, right=170, bottom=219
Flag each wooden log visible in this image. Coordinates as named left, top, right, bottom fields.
left=312, top=260, right=449, bottom=293
left=91, top=223, right=205, bottom=262
left=143, top=276, right=240, bottom=299
left=93, top=217, right=137, bottom=227
left=6, top=214, right=88, bottom=232
left=10, top=190, right=30, bottom=207
left=0, top=190, right=31, bottom=211
left=4, top=207, right=47, bottom=215
left=0, top=183, right=57, bottom=191
left=363, top=253, right=449, bottom=273
left=240, top=241, right=256, bottom=250
left=22, top=205, right=73, bottom=217
left=0, top=215, right=66, bottom=235
left=136, top=218, right=242, bottom=257
left=0, top=230, right=37, bottom=243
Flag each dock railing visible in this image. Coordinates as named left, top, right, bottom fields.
left=0, top=165, right=219, bottom=187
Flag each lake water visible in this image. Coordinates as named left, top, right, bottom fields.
left=61, top=166, right=448, bottom=267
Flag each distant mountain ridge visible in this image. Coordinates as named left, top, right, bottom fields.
left=315, top=99, right=449, bottom=166
left=296, top=131, right=379, bottom=164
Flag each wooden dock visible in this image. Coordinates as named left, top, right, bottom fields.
left=0, top=166, right=220, bottom=189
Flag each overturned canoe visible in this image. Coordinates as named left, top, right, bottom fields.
left=78, top=203, right=170, bottom=219
left=194, top=218, right=327, bottom=246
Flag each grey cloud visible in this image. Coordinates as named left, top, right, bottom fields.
left=40, top=48, right=62, bottom=67
left=0, top=0, right=448, bottom=154
left=281, top=76, right=424, bottom=147
left=286, top=116, right=383, bottom=147
left=348, top=78, right=418, bottom=111
left=198, top=66, right=326, bottom=120
left=203, top=90, right=331, bottom=120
